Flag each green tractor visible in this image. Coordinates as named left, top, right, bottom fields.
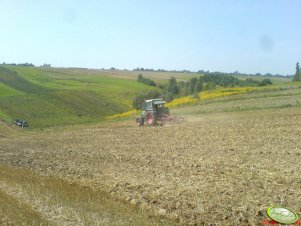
left=136, top=99, right=183, bottom=126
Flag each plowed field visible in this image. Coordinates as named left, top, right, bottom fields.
left=1, top=108, right=301, bottom=225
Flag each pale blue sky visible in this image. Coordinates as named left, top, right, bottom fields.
left=0, top=0, right=300, bottom=74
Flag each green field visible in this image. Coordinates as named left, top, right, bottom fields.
left=0, top=66, right=298, bottom=130
left=173, top=86, right=301, bottom=116
left=0, top=66, right=164, bottom=129
left=1, top=66, right=300, bottom=225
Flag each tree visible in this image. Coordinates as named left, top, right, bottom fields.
left=178, top=81, right=189, bottom=96
left=132, top=90, right=161, bottom=110
left=162, top=91, right=174, bottom=102
left=204, top=82, right=216, bottom=90
left=167, top=77, right=179, bottom=95
left=189, top=78, right=198, bottom=94
left=42, top=63, right=51, bottom=68
left=194, top=80, right=203, bottom=93
left=293, top=62, right=301, bottom=81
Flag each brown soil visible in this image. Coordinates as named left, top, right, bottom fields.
left=1, top=108, right=301, bottom=225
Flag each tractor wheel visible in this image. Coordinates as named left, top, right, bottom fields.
left=146, top=112, right=157, bottom=126
left=136, top=117, right=144, bottom=126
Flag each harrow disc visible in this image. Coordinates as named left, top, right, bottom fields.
left=157, top=114, right=185, bottom=124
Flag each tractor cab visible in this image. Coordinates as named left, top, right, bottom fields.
left=142, top=99, right=167, bottom=111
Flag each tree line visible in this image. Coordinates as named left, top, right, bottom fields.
left=132, top=67, right=291, bottom=78
left=133, top=73, right=273, bottom=109
left=2, top=62, right=35, bottom=67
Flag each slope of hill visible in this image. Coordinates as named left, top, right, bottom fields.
left=0, top=120, right=16, bottom=138
left=0, top=66, right=296, bottom=129
left=0, top=66, right=159, bottom=129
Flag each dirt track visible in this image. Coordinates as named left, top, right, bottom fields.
left=1, top=108, right=301, bottom=225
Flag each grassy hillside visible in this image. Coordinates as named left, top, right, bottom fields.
left=0, top=66, right=297, bottom=129
left=173, top=85, right=301, bottom=116
left=0, top=66, right=159, bottom=129
left=106, top=84, right=301, bottom=121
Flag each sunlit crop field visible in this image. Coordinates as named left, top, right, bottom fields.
left=1, top=106, right=300, bottom=224
left=1, top=76, right=301, bottom=225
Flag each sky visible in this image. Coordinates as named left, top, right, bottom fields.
left=0, top=0, right=300, bottom=75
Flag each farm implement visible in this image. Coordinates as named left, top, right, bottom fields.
left=136, top=99, right=184, bottom=126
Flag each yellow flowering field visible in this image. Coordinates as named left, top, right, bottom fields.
left=105, top=109, right=138, bottom=121
left=105, top=87, right=262, bottom=120
left=166, top=96, right=198, bottom=108
left=166, top=87, right=259, bottom=108
left=201, top=87, right=258, bottom=100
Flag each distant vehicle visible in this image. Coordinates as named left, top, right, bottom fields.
left=136, top=99, right=184, bottom=126
left=14, top=119, right=28, bottom=128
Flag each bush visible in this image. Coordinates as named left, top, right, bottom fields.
left=259, top=79, right=272, bottom=86
left=137, top=74, right=156, bottom=86
left=162, top=91, right=174, bottom=102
